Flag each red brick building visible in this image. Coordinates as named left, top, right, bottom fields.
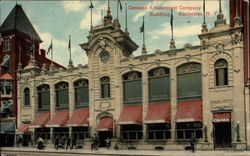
left=0, top=4, right=63, bottom=146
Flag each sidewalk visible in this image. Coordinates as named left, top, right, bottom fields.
left=1, top=147, right=250, bottom=156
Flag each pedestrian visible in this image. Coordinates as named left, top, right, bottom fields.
left=91, top=137, right=95, bottom=151
left=105, top=137, right=111, bottom=149
left=190, top=133, right=196, bottom=153
left=54, top=136, right=59, bottom=150
left=94, top=133, right=98, bottom=150
left=17, top=136, right=22, bottom=147
left=65, top=136, right=71, bottom=150
left=37, top=136, right=44, bottom=150
left=61, top=136, right=65, bottom=148
left=71, top=137, right=77, bottom=150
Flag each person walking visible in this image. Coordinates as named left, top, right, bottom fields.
left=190, top=133, right=196, bottom=153
left=37, top=136, right=44, bottom=150
left=61, top=136, right=65, bottom=148
left=70, top=137, right=77, bottom=149
left=94, top=133, right=98, bottom=150
left=91, top=137, right=95, bottom=151
left=65, top=137, right=71, bottom=150
left=54, top=136, right=59, bottom=150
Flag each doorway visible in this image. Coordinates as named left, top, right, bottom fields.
left=214, top=122, right=231, bottom=148
left=98, top=131, right=113, bottom=147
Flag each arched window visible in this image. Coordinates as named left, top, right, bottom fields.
left=55, top=82, right=69, bottom=109
left=123, top=71, right=142, bottom=105
left=37, top=84, right=50, bottom=110
left=24, top=88, right=30, bottom=106
left=148, top=67, right=170, bottom=103
left=101, top=76, right=110, bottom=98
left=215, top=59, right=228, bottom=86
left=177, top=63, right=202, bottom=100
left=74, top=79, right=89, bottom=107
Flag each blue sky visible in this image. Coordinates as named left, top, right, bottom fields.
left=0, top=0, right=229, bottom=67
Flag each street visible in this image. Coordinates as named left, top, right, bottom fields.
left=1, top=147, right=250, bottom=156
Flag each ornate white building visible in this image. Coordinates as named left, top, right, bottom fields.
left=17, top=3, right=249, bottom=150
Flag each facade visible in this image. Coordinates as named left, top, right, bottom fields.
left=0, top=4, right=64, bottom=147
left=16, top=1, right=250, bottom=150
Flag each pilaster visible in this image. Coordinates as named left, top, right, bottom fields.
left=142, top=70, right=148, bottom=140
left=170, top=62, right=177, bottom=142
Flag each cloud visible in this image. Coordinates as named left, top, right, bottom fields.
left=62, top=1, right=88, bottom=12
left=148, top=23, right=201, bottom=40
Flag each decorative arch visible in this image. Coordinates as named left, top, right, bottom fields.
left=145, top=63, right=171, bottom=71
left=96, top=111, right=113, bottom=119
left=209, top=52, right=233, bottom=87
left=174, top=57, right=202, bottom=67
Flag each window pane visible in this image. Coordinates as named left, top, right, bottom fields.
left=124, top=80, right=142, bottom=103
left=40, top=92, right=50, bottom=109
left=57, top=90, right=69, bottom=108
left=177, top=131, right=184, bottom=139
left=177, top=72, right=201, bottom=98
left=149, top=77, right=170, bottom=100
left=75, top=87, right=89, bottom=106
left=101, top=84, right=110, bottom=98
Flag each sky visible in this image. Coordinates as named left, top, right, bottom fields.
left=0, top=0, right=230, bottom=67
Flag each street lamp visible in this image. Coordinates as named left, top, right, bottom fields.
left=236, top=121, right=241, bottom=142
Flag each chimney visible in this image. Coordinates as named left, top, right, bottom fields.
left=40, top=49, right=46, bottom=57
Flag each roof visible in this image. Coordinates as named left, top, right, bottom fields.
left=0, top=73, right=13, bottom=80
left=0, top=4, right=42, bottom=42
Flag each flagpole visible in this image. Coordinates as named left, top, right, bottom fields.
left=171, top=9, right=173, bottom=40
left=143, top=16, right=145, bottom=46
left=69, top=35, right=71, bottom=60
left=125, top=2, right=128, bottom=33
left=51, top=39, right=53, bottom=61
left=117, top=0, right=119, bottom=20
left=203, top=0, right=205, bottom=24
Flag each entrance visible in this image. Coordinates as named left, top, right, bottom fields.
left=214, top=122, right=231, bottom=148
left=98, top=131, right=113, bottom=147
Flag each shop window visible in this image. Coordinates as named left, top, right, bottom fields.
left=148, top=67, right=170, bottom=103
left=215, top=59, right=228, bottom=86
left=72, top=127, right=90, bottom=140
left=121, top=125, right=143, bottom=140
left=3, top=37, right=11, bottom=51
left=123, top=71, right=142, bottom=105
left=100, top=76, right=110, bottom=98
left=37, top=84, right=50, bottom=110
left=176, top=122, right=203, bottom=140
left=147, top=124, right=171, bottom=140
left=35, top=128, right=50, bottom=141
left=1, top=80, right=12, bottom=96
left=177, top=63, right=202, bottom=100
left=74, top=79, right=89, bottom=107
left=24, top=88, right=30, bottom=106
left=55, top=82, right=69, bottom=109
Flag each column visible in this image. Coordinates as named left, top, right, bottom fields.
left=68, top=81, right=75, bottom=139
left=50, top=84, right=56, bottom=141
left=142, top=70, right=148, bottom=140
left=170, top=62, right=177, bottom=142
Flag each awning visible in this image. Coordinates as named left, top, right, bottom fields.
left=0, top=73, right=13, bottom=80
left=176, top=100, right=202, bottom=123
left=97, top=117, right=113, bottom=131
left=17, top=124, right=30, bottom=134
left=118, top=105, right=142, bottom=125
left=29, top=112, right=50, bottom=128
left=0, top=122, right=15, bottom=133
left=46, top=110, right=69, bottom=127
left=144, top=103, right=171, bottom=124
left=66, top=109, right=89, bottom=127
left=213, top=112, right=231, bottom=122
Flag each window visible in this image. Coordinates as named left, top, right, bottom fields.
left=148, top=67, right=170, bottom=102
left=1, top=55, right=10, bottom=72
left=148, top=124, right=171, bottom=140
left=215, top=59, right=228, bottom=86
left=121, top=125, right=143, bottom=140
left=74, top=79, right=89, bottom=107
left=3, top=37, right=11, bottom=51
left=24, top=88, right=30, bottom=106
left=101, top=76, right=110, bottom=98
left=37, top=85, right=50, bottom=110
left=1, top=80, right=12, bottom=96
left=55, top=82, right=69, bottom=109
left=72, top=127, right=90, bottom=140
left=123, top=71, right=142, bottom=105
left=176, top=122, right=203, bottom=140
left=177, top=63, right=202, bottom=100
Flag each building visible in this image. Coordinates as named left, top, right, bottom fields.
left=16, top=1, right=250, bottom=150
left=0, top=4, right=63, bottom=147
